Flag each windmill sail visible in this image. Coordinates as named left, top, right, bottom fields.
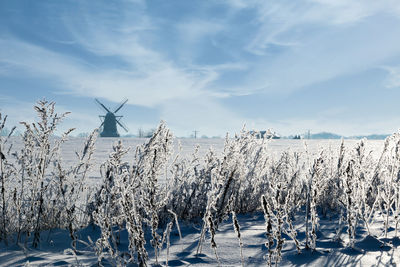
left=114, top=98, right=128, bottom=113
left=117, top=119, right=129, bottom=132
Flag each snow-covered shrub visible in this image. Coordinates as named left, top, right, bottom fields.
left=92, top=121, right=173, bottom=266
left=132, top=121, right=173, bottom=264
left=12, top=101, right=76, bottom=247
left=260, top=152, right=304, bottom=265
left=197, top=130, right=271, bottom=258
left=313, top=141, right=345, bottom=216
left=233, top=131, right=270, bottom=213
left=91, top=140, right=130, bottom=265
left=0, top=113, right=16, bottom=245
left=349, top=139, right=378, bottom=237
left=54, top=128, right=98, bottom=252
left=231, top=211, right=244, bottom=267
left=305, top=155, right=324, bottom=250
left=167, top=145, right=213, bottom=221
left=261, top=194, right=275, bottom=266
left=374, top=133, right=400, bottom=238
left=0, top=101, right=97, bottom=249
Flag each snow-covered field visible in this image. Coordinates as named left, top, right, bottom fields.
left=2, top=132, right=399, bottom=267
left=2, top=211, right=399, bottom=266
left=7, top=136, right=385, bottom=180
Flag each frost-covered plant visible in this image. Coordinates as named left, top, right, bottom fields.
left=161, top=221, right=173, bottom=266
left=167, top=144, right=213, bottom=221
left=54, top=129, right=98, bottom=252
left=0, top=100, right=100, bottom=250
left=207, top=210, right=220, bottom=265
left=0, top=101, right=97, bottom=251
left=92, top=140, right=130, bottom=266
left=15, top=100, right=74, bottom=247
left=283, top=186, right=301, bottom=254
left=337, top=139, right=380, bottom=246
left=260, top=151, right=304, bottom=265
left=0, top=113, right=16, bottom=245
left=317, top=141, right=345, bottom=215
left=306, top=156, right=324, bottom=250
left=133, top=121, right=173, bottom=264
left=92, top=121, right=173, bottom=266
left=234, top=131, right=270, bottom=213
left=271, top=151, right=303, bottom=250
left=376, top=134, right=400, bottom=238
left=198, top=129, right=272, bottom=246
left=351, top=139, right=378, bottom=236
left=232, top=211, right=244, bottom=267
left=119, top=175, right=148, bottom=266
left=389, top=134, right=400, bottom=237
left=257, top=149, right=303, bottom=256
left=343, top=159, right=358, bottom=248
left=261, top=194, right=275, bottom=267
left=197, top=130, right=251, bottom=257
left=197, top=134, right=237, bottom=255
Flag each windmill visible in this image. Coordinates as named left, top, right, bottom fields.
left=95, top=98, right=129, bottom=137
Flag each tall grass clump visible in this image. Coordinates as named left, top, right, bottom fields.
left=91, top=121, right=174, bottom=266
left=0, top=113, right=16, bottom=245
left=0, top=100, right=99, bottom=250
left=167, top=145, right=213, bottom=221
left=197, top=130, right=270, bottom=258
left=0, top=100, right=100, bottom=249
left=12, top=101, right=74, bottom=247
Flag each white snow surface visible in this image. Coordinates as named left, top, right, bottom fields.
left=6, top=137, right=385, bottom=180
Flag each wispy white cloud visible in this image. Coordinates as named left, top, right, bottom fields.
left=0, top=0, right=247, bottom=135
left=2, top=0, right=400, bottom=136
left=227, top=0, right=400, bottom=96
left=238, top=0, right=400, bottom=56
left=0, top=38, right=218, bottom=106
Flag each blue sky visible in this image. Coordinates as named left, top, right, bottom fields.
left=1, top=0, right=400, bottom=137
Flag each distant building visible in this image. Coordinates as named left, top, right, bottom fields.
left=250, top=129, right=280, bottom=139
left=95, top=98, right=129, bottom=137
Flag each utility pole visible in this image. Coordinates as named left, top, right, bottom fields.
left=307, top=130, right=311, bottom=140
left=193, top=130, right=199, bottom=139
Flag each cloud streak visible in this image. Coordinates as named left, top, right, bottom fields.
left=1, top=0, right=400, bottom=136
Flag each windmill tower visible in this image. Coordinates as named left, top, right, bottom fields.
left=95, top=98, right=129, bottom=137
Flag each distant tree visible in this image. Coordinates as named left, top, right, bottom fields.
left=138, top=128, right=144, bottom=138
left=193, top=130, right=199, bottom=139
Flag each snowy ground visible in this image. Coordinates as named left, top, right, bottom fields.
left=1, top=138, right=397, bottom=267
left=1, top=212, right=399, bottom=266
left=6, top=136, right=385, bottom=179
